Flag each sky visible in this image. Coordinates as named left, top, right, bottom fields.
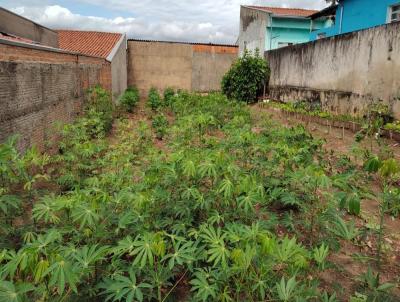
left=0, top=0, right=327, bottom=44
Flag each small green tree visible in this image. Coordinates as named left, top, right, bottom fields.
left=221, top=49, right=270, bottom=103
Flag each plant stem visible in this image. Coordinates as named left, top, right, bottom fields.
left=161, top=269, right=188, bottom=302
left=376, top=185, right=386, bottom=271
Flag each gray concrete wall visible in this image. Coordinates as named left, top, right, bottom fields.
left=110, top=35, right=127, bottom=101
left=127, top=40, right=238, bottom=95
left=238, top=6, right=269, bottom=56
left=0, top=7, right=58, bottom=47
left=266, top=22, right=400, bottom=119
left=0, top=40, right=111, bottom=151
left=192, top=45, right=239, bottom=92
left=128, top=41, right=193, bottom=95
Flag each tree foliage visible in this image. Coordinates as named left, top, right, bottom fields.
left=221, top=49, right=270, bottom=103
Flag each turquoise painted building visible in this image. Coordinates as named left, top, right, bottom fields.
left=238, top=6, right=326, bottom=55
left=266, top=15, right=324, bottom=50
left=310, top=0, right=400, bottom=40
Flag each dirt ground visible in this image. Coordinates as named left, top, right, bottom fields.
left=251, top=105, right=400, bottom=161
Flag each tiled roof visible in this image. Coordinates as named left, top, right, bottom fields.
left=57, top=30, right=123, bottom=59
left=0, top=32, right=38, bottom=45
left=128, top=38, right=238, bottom=48
left=247, top=6, right=318, bottom=17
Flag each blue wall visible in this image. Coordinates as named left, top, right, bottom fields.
left=310, top=0, right=400, bottom=40
left=266, top=17, right=324, bottom=50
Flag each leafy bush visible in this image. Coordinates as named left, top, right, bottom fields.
left=147, top=87, right=162, bottom=110
left=119, top=87, right=139, bottom=112
left=163, top=87, right=175, bottom=107
left=152, top=113, right=169, bottom=139
left=86, top=86, right=114, bottom=135
left=221, top=49, right=270, bottom=103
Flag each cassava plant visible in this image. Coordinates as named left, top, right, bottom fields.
left=152, top=113, right=169, bottom=140
left=147, top=87, right=162, bottom=111
left=119, top=86, right=140, bottom=112
left=1, top=91, right=398, bottom=301
left=163, top=87, right=175, bottom=107
left=364, top=155, right=399, bottom=270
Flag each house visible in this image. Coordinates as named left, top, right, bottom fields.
left=0, top=7, right=58, bottom=47
left=238, top=5, right=326, bottom=55
left=310, top=0, right=400, bottom=40
left=58, top=30, right=127, bottom=100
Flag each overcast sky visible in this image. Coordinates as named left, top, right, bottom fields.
left=0, top=0, right=327, bottom=43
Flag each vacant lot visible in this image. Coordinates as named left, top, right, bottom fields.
left=1, top=91, right=399, bottom=301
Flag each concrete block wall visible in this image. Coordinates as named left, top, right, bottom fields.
left=265, top=22, right=400, bottom=119
left=110, top=35, right=127, bottom=101
left=127, top=40, right=238, bottom=95
left=238, top=6, right=269, bottom=56
left=0, top=7, right=59, bottom=47
left=0, top=41, right=111, bottom=151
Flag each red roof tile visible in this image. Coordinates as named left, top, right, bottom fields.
left=247, top=6, right=318, bottom=17
left=0, top=32, right=38, bottom=44
left=57, top=30, right=122, bottom=59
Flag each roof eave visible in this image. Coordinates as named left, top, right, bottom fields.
left=241, top=5, right=272, bottom=14
left=106, top=33, right=126, bottom=62
left=242, top=6, right=315, bottom=18
left=272, top=15, right=310, bottom=19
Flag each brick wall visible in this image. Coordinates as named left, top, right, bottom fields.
left=0, top=41, right=112, bottom=151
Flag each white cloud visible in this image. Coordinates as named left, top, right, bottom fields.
left=3, top=0, right=327, bottom=43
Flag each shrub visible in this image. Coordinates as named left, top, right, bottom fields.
left=163, top=87, right=175, bottom=107
left=221, top=49, right=270, bottom=103
left=86, top=86, right=114, bottom=135
left=147, top=88, right=162, bottom=110
left=152, top=113, right=169, bottom=139
left=119, top=87, right=139, bottom=112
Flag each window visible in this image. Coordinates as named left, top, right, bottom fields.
left=389, top=4, right=400, bottom=23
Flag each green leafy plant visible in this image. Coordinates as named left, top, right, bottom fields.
left=276, top=276, right=298, bottom=302
left=152, top=114, right=169, bottom=140
left=86, top=86, right=114, bottom=135
left=0, top=281, right=35, bottom=302
left=313, top=243, right=329, bottom=270
left=221, top=49, right=270, bottom=103
left=99, top=268, right=151, bottom=302
left=163, top=87, right=175, bottom=107
left=119, top=87, right=140, bottom=112
left=1, top=91, right=396, bottom=301
left=329, top=215, right=359, bottom=241
left=356, top=267, right=395, bottom=301
left=147, top=88, right=162, bottom=111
